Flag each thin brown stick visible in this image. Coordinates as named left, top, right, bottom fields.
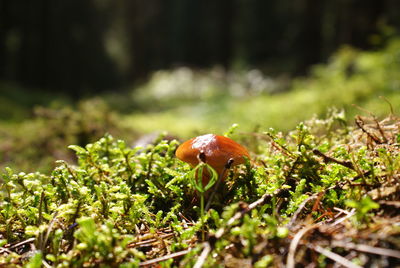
left=373, top=117, right=388, bottom=143
left=332, top=241, right=400, bottom=259
left=286, top=194, right=318, bottom=228
left=379, top=96, right=395, bottom=116
left=308, top=244, right=362, bottom=268
left=139, top=248, right=191, bottom=267
left=193, top=242, right=212, bottom=268
left=329, top=208, right=355, bottom=227
left=178, top=212, right=193, bottom=223
left=0, top=247, right=12, bottom=254
left=41, top=211, right=59, bottom=252
left=313, top=149, right=354, bottom=170
left=287, top=186, right=356, bottom=230
left=38, top=191, right=45, bottom=226
left=1, top=237, right=36, bottom=252
left=42, top=259, right=52, bottom=268
left=355, top=116, right=382, bottom=144
left=287, top=222, right=323, bottom=268
left=263, top=132, right=295, bottom=158
left=128, top=233, right=175, bottom=248
left=352, top=104, right=377, bottom=118
left=378, top=200, right=400, bottom=207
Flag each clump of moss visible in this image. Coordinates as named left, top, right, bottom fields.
left=1, top=111, right=399, bottom=267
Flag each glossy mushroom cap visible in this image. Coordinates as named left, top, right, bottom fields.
left=176, top=134, right=250, bottom=177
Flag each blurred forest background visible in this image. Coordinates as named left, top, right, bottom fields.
left=2, top=0, right=400, bottom=94
left=1, top=0, right=400, bottom=172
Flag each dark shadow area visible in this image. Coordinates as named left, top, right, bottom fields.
left=1, top=0, right=399, bottom=97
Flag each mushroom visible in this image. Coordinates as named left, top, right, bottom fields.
left=176, top=134, right=250, bottom=186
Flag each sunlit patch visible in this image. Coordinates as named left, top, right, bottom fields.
left=191, top=134, right=216, bottom=155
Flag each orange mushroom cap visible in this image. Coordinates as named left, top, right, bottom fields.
left=176, top=134, right=250, bottom=178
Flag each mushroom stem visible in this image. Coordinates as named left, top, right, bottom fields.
left=205, top=158, right=234, bottom=211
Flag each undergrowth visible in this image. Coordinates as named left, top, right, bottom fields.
left=1, top=110, right=399, bottom=267
left=124, top=38, right=400, bottom=136
left=1, top=38, right=400, bottom=174
left=0, top=98, right=131, bottom=173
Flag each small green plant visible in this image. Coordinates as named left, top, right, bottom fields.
left=346, top=196, right=380, bottom=225
left=188, top=163, right=218, bottom=240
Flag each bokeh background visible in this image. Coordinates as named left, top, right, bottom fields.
left=1, top=0, right=400, bottom=172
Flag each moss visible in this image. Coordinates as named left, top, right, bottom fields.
left=1, top=111, right=399, bottom=266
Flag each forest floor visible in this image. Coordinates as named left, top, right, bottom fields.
left=1, top=111, right=399, bottom=267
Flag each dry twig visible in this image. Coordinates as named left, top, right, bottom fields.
left=308, top=244, right=362, bottom=268
left=331, top=241, right=400, bottom=259
left=286, top=194, right=318, bottom=229
left=139, top=249, right=192, bottom=267
left=287, top=222, right=324, bottom=268
left=0, top=238, right=36, bottom=253
left=193, top=242, right=212, bottom=268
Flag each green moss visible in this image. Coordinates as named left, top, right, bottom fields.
left=1, top=110, right=399, bottom=266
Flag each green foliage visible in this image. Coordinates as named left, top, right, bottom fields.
left=124, top=38, right=400, bottom=137
left=25, top=251, right=43, bottom=268
left=1, top=38, right=400, bottom=174
left=1, top=109, right=399, bottom=267
left=0, top=133, right=192, bottom=266
left=0, top=98, right=130, bottom=173
left=346, top=196, right=380, bottom=225
left=1, top=40, right=400, bottom=266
